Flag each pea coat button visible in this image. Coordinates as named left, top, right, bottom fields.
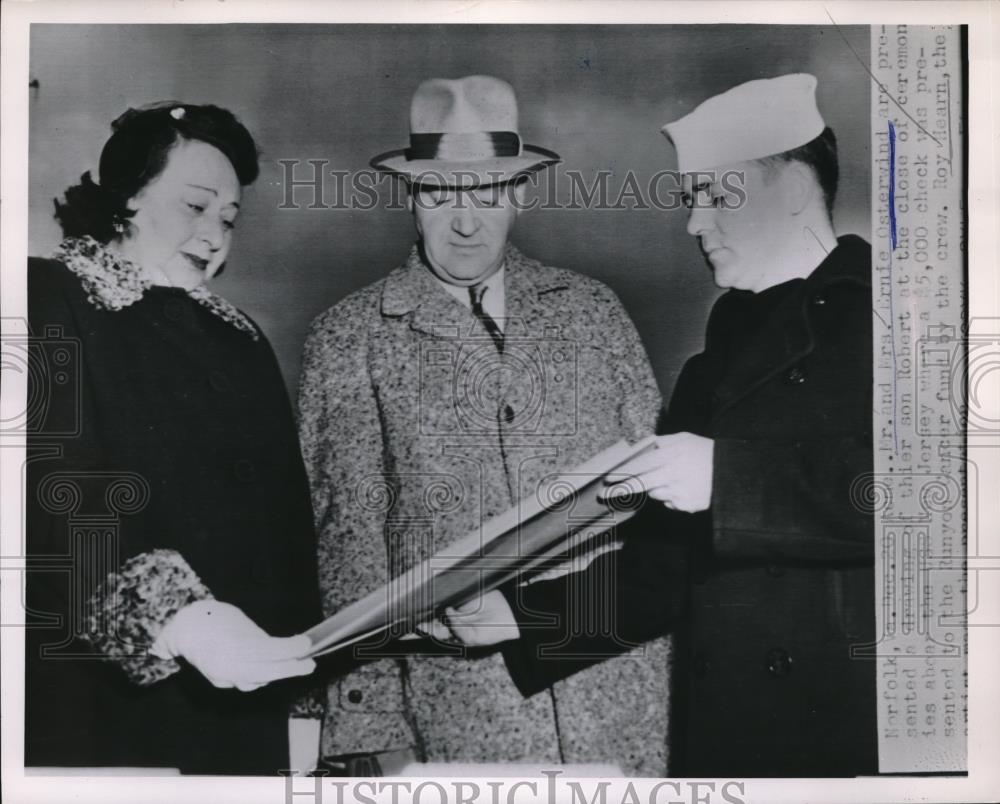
left=766, top=564, right=786, bottom=578
left=208, top=370, right=232, bottom=392
left=784, top=365, right=807, bottom=385
left=765, top=647, right=793, bottom=677
left=811, top=293, right=826, bottom=306
left=347, top=689, right=363, bottom=704
left=233, top=459, right=257, bottom=482
left=502, top=404, right=515, bottom=424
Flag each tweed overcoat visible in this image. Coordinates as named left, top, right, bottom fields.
left=298, top=243, right=671, bottom=774
left=503, top=235, right=877, bottom=777
left=25, top=243, right=321, bottom=774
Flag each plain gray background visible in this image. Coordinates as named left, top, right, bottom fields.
left=28, top=24, right=871, bottom=400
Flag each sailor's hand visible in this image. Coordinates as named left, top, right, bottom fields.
left=604, top=432, right=714, bottom=513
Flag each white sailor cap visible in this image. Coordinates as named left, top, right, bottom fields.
left=662, top=73, right=826, bottom=173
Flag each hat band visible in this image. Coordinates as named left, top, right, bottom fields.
left=405, top=131, right=521, bottom=161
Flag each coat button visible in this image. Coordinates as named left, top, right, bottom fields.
left=765, top=647, right=793, bottom=677
left=347, top=689, right=363, bottom=704
left=784, top=365, right=807, bottom=385
left=766, top=564, right=786, bottom=578
left=811, top=293, right=826, bottom=306
left=208, top=369, right=232, bottom=392
left=233, top=459, right=257, bottom=482
left=502, top=404, right=515, bottom=424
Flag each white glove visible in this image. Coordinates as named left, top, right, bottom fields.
left=153, top=600, right=315, bottom=691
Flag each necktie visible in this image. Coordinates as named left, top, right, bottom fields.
left=468, top=284, right=504, bottom=353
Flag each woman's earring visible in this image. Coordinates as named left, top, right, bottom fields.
left=112, top=217, right=126, bottom=235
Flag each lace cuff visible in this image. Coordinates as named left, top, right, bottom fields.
left=81, top=548, right=213, bottom=686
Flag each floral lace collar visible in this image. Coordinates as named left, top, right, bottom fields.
left=53, top=236, right=259, bottom=340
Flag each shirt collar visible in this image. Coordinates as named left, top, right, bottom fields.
left=381, top=242, right=561, bottom=316
left=434, top=265, right=505, bottom=320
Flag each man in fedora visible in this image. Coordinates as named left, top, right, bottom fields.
left=297, top=75, right=671, bottom=773
left=449, top=73, right=877, bottom=777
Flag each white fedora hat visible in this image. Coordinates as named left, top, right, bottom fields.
left=370, top=75, right=561, bottom=188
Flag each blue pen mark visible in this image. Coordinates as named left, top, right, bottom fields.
left=887, top=121, right=899, bottom=455
left=888, top=121, right=898, bottom=248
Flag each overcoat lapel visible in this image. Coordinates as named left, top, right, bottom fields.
left=379, top=243, right=574, bottom=401
left=709, top=287, right=815, bottom=423
left=502, top=246, right=572, bottom=338
left=381, top=243, right=573, bottom=335
left=380, top=245, right=476, bottom=338
left=494, top=246, right=573, bottom=402
left=709, top=235, right=871, bottom=424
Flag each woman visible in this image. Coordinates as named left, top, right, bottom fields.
left=25, top=102, right=321, bottom=775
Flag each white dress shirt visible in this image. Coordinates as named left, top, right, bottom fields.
left=435, top=266, right=506, bottom=333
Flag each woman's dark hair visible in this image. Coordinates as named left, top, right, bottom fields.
left=54, top=102, right=259, bottom=243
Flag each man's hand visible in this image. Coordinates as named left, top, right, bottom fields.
left=603, top=432, right=714, bottom=513
left=444, top=591, right=521, bottom=647
left=405, top=592, right=520, bottom=646
left=405, top=618, right=454, bottom=642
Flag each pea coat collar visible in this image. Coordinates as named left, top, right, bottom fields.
left=710, top=234, right=871, bottom=422
left=380, top=242, right=570, bottom=337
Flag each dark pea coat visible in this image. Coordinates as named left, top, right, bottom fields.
left=504, top=235, right=877, bottom=777
left=298, top=243, right=671, bottom=774
left=25, top=247, right=321, bottom=775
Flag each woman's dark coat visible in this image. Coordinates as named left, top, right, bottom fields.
left=25, top=253, right=320, bottom=774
